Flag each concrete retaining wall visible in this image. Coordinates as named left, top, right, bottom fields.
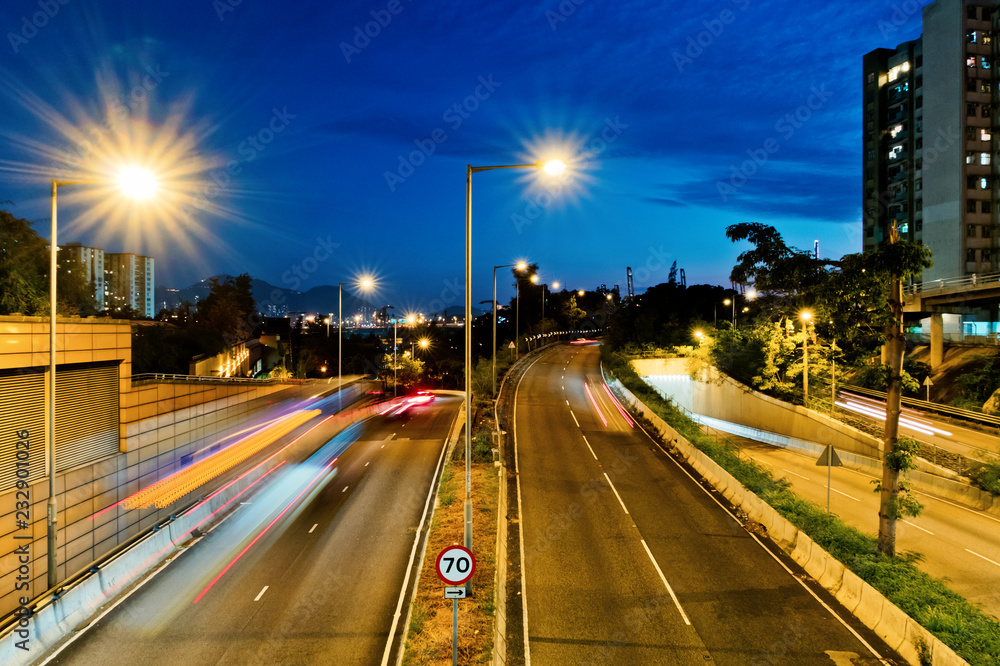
left=633, top=357, right=882, bottom=459
left=607, top=376, right=969, bottom=666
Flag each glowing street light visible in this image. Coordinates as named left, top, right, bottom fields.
left=339, top=276, right=375, bottom=403
left=47, top=166, right=159, bottom=588
left=800, top=310, right=813, bottom=405
left=494, top=261, right=528, bottom=396
left=465, top=158, right=567, bottom=560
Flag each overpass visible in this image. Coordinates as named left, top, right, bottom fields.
left=903, top=271, right=1000, bottom=366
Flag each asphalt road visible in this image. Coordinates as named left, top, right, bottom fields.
left=41, top=394, right=460, bottom=666
left=513, top=344, right=903, bottom=666
left=740, top=439, right=1000, bottom=619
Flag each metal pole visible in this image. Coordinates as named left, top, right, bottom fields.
left=452, top=598, right=458, bottom=666
left=338, top=285, right=343, bottom=408
left=827, top=463, right=832, bottom=513
left=515, top=281, right=520, bottom=359
left=831, top=338, right=836, bottom=408
left=393, top=318, right=397, bottom=398
left=47, top=179, right=58, bottom=589
left=803, top=329, right=809, bottom=406
left=492, top=266, right=498, bottom=398
left=464, top=165, right=473, bottom=556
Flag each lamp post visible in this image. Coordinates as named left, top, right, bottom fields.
left=493, top=262, right=527, bottom=397
left=801, top=310, right=813, bottom=405
left=723, top=298, right=735, bottom=327
left=47, top=168, right=157, bottom=588
left=465, top=159, right=565, bottom=558
left=339, top=278, right=373, bottom=403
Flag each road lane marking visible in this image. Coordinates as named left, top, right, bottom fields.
left=831, top=488, right=861, bottom=502
left=639, top=539, right=691, bottom=625
left=309, top=523, right=318, bottom=534
left=561, top=386, right=564, bottom=390
left=966, top=548, right=1000, bottom=568
left=901, top=520, right=933, bottom=535
left=254, top=586, right=269, bottom=601
left=342, top=486, right=349, bottom=493
left=365, top=461, right=370, bottom=466
left=604, top=473, right=629, bottom=515
left=381, top=406, right=454, bottom=666
left=914, top=490, right=1000, bottom=525
left=566, top=400, right=570, bottom=406
left=782, top=468, right=809, bottom=480
left=570, top=411, right=580, bottom=427
left=623, top=407, right=888, bottom=663
left=582, top=435, right=597, bottom=460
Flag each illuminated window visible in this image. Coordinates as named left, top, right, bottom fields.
left=968, top=56, right=978, bottom=68
left=968, top=152, right=977, bottom=164
left=982, top=177, right=991, bottom=189
left=890, top=124, right=904, bottom=139
left=969, top=31, right=979, bottom=43
left=983, top=56, right=992, bottom=69
left=889, top=146, right=903, bottom=160
left=982, top=129, right=992, bottom=141
left=983, top=153, right=992, bottom=165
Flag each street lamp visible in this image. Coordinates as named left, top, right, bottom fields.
left=494, top=261, right=527, bottom=397
left=723, top=298, right=735, bottom=327
left=47, top=167, right=157, bottom=588
left=465, top=158, right=565, bottom=557
left=339, top=277, right=374, bottom=404
left=800, top=310, right=813, bottom=405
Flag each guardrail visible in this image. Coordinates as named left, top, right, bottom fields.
left=904, top=270, right=1000, bottom=295
left=130, top=372, right=310, bottom=386
left=840, top=383, right=1000, bottom=429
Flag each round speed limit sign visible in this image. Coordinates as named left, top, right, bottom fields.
left=435, top=546, right=476, bottom=585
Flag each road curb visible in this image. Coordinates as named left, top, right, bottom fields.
left=607, top=376, right=970, bottom=666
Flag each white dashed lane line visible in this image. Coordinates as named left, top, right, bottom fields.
left=308, top=524, right=318, bottom=534
left=254, top=586, right=269, bottom=602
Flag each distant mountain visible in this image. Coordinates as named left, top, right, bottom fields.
left=154, top=276, right=376, bottom=317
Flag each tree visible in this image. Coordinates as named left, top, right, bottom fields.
left=0, top=208, right=96, bottom=315
left=727, top=221, right=931, bottom=556
left=195, top=274, right=257, bottom=344
left=561, top=295, right=587, bottom=329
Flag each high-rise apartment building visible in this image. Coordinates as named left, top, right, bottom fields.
left=105, top=253, right=155, bottom=318
left=60, top=242, right=106, bottom=310
left=863, top=0, right=999, bottom=280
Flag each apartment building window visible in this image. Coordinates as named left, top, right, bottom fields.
left=968, top=200, right=978, bottom=214
left=968, top=224, right=978, bottom=236
left=968, top=103, right=978, bottom=116
left=968, top=56, right=978, bottom=69
left=969, top=175, right=978, bottom=189
left=968, top=5, right=979, bottom=20
left=916, top=219, right=923, bottom=230
left=983, top=177, right=991, bottom=189
left=969, top=78, right=979, bottom=91
left=970, top=30, right=980, bottom=43
left=968, top=248, right=977, bottom=262
left=967, top=151, right=978, bottom=164
left=915, top=137, right=923, bottom=149
left=984, top=224, right=995, bottom=237
left=984, top=201, right=993, bottom=214
left=982, top=129, right=992, bottom=141
left=982, top=57, right=992, bottom=69
left=916, top=55, right=922, bottom=67
left=984, top=105, right=992, bottom=118
left=984, top=249, right=993, bottom=262
left=983, top=153, right=992, bottom=165
left=916, top=96, right=922, bottom=109
left=984, top=82, right=993, bottom=94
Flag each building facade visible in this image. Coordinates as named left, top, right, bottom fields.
left=863, top=0, right=1000, bottom=281
left=60, top=242, right=106, bottom=310
left=105, top=252, right=155, bottom=318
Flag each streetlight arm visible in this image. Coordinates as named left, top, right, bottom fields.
left=469, top=164, right=537, bottom=173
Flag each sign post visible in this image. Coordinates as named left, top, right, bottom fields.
left=436, top=546, right=476, bottom=666
left=816, top=445, right=843, bottom=513
left=923, top=375, right=934, bottom=402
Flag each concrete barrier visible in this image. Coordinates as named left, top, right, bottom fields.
left=606, top=376, right=970, bottom=666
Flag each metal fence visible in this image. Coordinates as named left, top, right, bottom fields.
left=904, top=270, right=1000, bottom=295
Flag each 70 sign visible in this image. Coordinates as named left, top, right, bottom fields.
left=435, top=546, right=476, bottom=585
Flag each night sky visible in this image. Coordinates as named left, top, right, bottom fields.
left=0, top=0, right=926, bottom=312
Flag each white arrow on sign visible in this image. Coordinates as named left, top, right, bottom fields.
left=923, top=376, right=934, bottom=386
left=435, top=545, right=476, bottom=585
left=444, top=587, right=467, bottom=599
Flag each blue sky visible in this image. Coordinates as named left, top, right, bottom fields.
left=0, top=0, right=927, bottom=312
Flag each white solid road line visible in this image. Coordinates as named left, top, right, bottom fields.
left=966, top=548, right=1000, bottom=568
left=640, top=539, right=692, bottom=625
left=900, top=520, right=933, bottom=535
left=254, top=586, right=269, bottom=601
left=604, top=473, right=629, bottom=515
left=582, top=435, right=598, bottom=460
left=380, top=411, right=452, bottom=666
left=628, top=416, right=888, bottom=663
left=570, top=411, right=580, bottom=427
left=309, top=523, right=318, bottom=534
left=782, top=468, right=809, bottom=480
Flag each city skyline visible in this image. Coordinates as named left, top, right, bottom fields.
left=1, top=1, right=928, bottom=310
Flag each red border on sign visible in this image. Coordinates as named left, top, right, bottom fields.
left=435, top=545, right=476, bottom=585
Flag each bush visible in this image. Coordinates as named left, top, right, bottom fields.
left=602, top=345, right=1000, bottom=664
left=471, top=429, right=494, bottom=463
left=970, top=459, right=1000, bottom=496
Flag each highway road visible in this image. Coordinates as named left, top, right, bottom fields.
left=40, top=393, right=460, bottom=666
left=513, top=344, right=902, bottom=665
left=740, top=439, right=1000, bottom=619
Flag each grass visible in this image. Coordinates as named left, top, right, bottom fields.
left=438, top=465, right=456, bottom=507
left=602, top=345, right=1000, bottom=665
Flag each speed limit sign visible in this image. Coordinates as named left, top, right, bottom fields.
left=435, top=546, right=476, bottom=585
